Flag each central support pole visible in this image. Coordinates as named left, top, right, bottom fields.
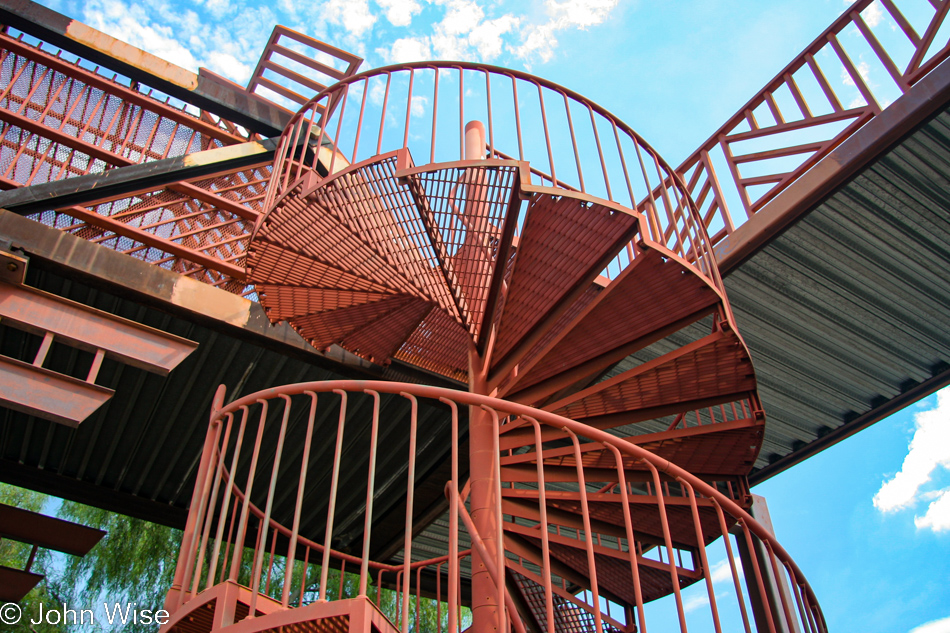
left=469, top=346, right=502, bottom=633
left=464, top=119, right=503, bottom=633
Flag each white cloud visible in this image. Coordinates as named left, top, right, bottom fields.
left=914, top=488, right=950, bottom=532
left=841, top=60, right=871, bottom=88
left=385, top=37, right=432, bottom=63
left=410, top=94, right=429, bottom=117
left=81, top=0, right=201, bottom=71
left=79, top=0, right=273, bottom=85
left=376, top=0, right=423, bottom=27
left=864, top=1, right=884, bottom=28
left=873, top=388, right=950, bottom=533
left=377, top=0, right=519, bottom=63
left=468, top=14, right=521, bottom=60
left=848, top=0, right=885, bottom=29
left=683, top=591, right=709, bottom=613
left=910, top=615, right=950, bottom=633
left=708, top=555, right=745, bottom=586
left=516, top=0, right=621, bottom=64
left=205, top=0, right=230, bottom=19
left=323, top=0, right=377, bottom=38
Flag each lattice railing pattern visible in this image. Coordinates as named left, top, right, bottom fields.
left=677, top=0, right=950, bottom=243
left=0, top=30, right=268, bottom=293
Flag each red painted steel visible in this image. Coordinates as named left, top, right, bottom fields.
left=676, top=0, right=950, bottom=244
left=0, top=282, right=197, bottom=374
left=0, top=280, right=197, bottom=425
left=161, top=380, right=825, bottom=633
left=0, top=0, right=944, bottom=307
left=244, top=52, right=779, bottom=633
left=247, top=25, right=362, bottom=110
left=0, top=503, right=105, bottom=602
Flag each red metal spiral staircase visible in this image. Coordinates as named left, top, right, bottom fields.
left=160, top=63, right=824, bottom=633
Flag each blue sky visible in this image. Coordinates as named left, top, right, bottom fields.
left=24, top=0, right=950, bottom=630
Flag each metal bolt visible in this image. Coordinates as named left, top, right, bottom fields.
left=6, top=262, right=17, bottom=272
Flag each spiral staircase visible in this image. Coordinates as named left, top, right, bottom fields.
left=161, top=63, right=823, bottom=633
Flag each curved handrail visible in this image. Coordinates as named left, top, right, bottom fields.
left=261, top=61, right=721, bottom=291
left=196, top=379, right=824, bottom=630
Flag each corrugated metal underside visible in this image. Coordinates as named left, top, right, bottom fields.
left=728, top=107, right=950, bottom=475
left=0, top=266, right=462, bottom=562
left=402, top=106, right=950, bottom=563
left=3, top=103, right=949, bottom=580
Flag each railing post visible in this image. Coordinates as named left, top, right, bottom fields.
left=164, top=384, right=226, bottom=614
left=731, top=494, right=800, bottom=633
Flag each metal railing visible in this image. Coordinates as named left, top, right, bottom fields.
left=169, top=380, right=825, bottom=633
left=677, top=0, right=950, bottom=244
left=262, top=62, right=722, bottom=292
left=0, top=30, right=266, bottom=294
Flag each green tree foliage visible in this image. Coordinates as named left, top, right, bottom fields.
left=1, top=484, right=470, bottom=633
left=0, top=483, right=180, bottom=633
left=0, top=484, right=63, bottom=633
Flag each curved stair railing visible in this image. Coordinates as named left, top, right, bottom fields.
left=162, top=381, right=825, bottom=633
left=260, top=62, right=720, bottom=290
left=163, top=59, right=829, bottom=633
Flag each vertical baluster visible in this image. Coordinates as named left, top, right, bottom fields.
left=172, top=385, right=226, bottom=609
left=327, top=86, right=350, bottom=176
left=339, top=559, right=347, bottom=599
left=323, top=390, right=349, bottom=599
left=681, top=479, right=723, bottom=633
left=401, top=393, right=421, bottom=632
left=353, top=77, right=369, bottom=163
left=457, top=66, right=465, bottom=161
left=439, top=398, right=460, bottom=633
left=562, top=92, right=584, bottom=191
left=416, top=566, right=423, bottom=633
left=642, top=460, right=688, bottom=632
left=511, top=74, right=524, bottom=161
left=265, top=529, right=278, bottom=595
left=377, top=73, right=393, bottom=155
left=536, top=82, right=556, bottom=185
left=361, top=391, right=383, bottom=596
left=378, top=569, right=386, bottom=608
left=436, top=561, right=443, bottom=633
left=764, top=540, right=798, bottom=632
left=587, top=104, right=611, bottom=200
left=612, top=122, right=635, bottom=207
left=430, top=69, right=440, bottom=163
left=248, top=394, right=292, bottom=618
left=605, top=443, right=647, bottom=633
left=563, top=428, right=603, bottom=633
left=483, top=406, right=508, bottom=633
left=191, top=411, right=235, bottom=597
left=298, top=546, right=311, bottom=607
left=221, top=500, right=238, bottom=589
left=527, top=417, right=556, bottom=633
left=739, top=521, right=778, bottom=633
left=208, top=405, right=248, bottom=588
left=283, top=392, right=318, bottom=607
left=484, top=69, right=494, bottom=158
left=785, top=562, right=813, bottom=633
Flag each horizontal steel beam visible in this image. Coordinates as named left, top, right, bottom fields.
left=0, top=0, right=290, bottom=136
left=0, top=354, right=114, bottom=427
left=0, top=503, right=105, bottom=556
left=0, top=138, right=277, bottom=215
left=0, top=565, right=42, bottom=602
left=715, top=54, right=950, bottom=275
left=0, top=103, right=262, bottom=221
left=0, top=282, right=198, bottom=375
